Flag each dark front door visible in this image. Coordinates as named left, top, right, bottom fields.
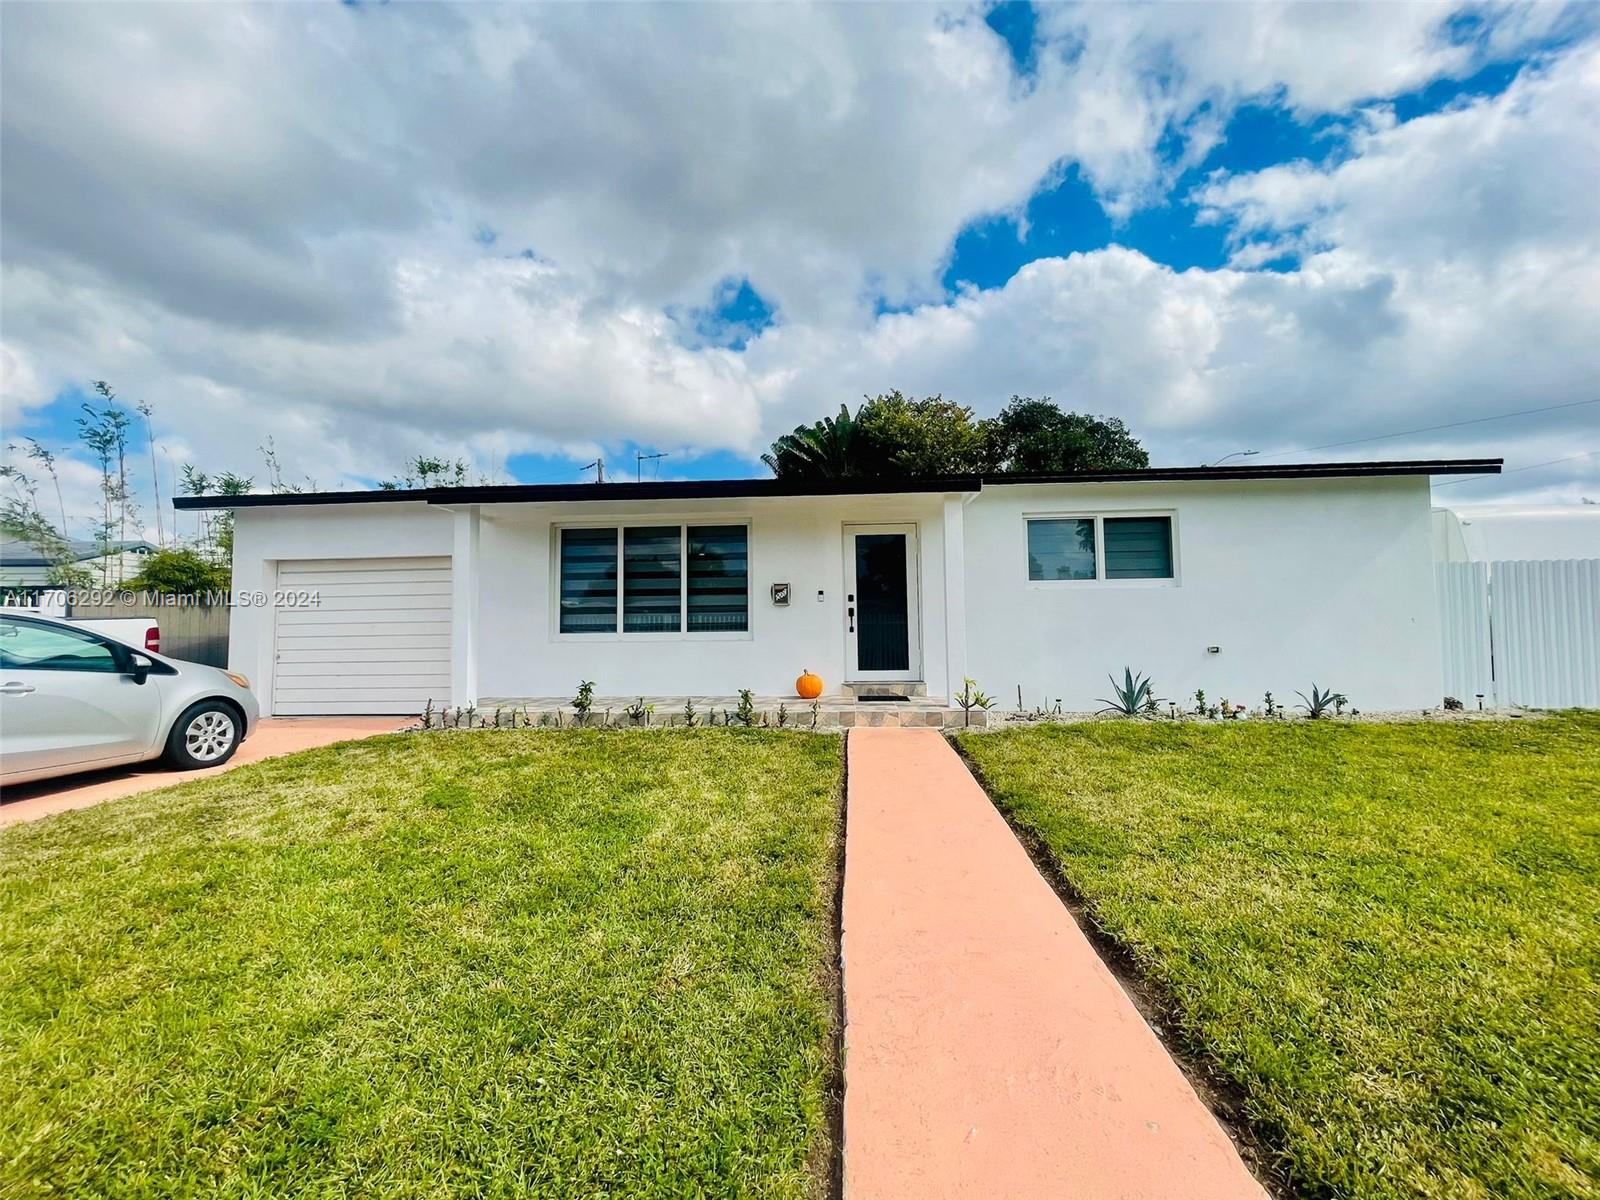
left=846, top=526, right=918, bottom=680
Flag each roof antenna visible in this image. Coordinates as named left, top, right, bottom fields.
left=636, top=450, right=668, bottom=481
left=580, top=457, right=605, bottom=484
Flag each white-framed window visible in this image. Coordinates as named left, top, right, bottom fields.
left=1025, top=513, right=1176, bottom=583
left=557, top=522, right=750, bottom=636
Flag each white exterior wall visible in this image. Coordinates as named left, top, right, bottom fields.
left=223, top=477, right=1444, bottom=714
left=963, top=477, right=1442, bottom=712
left=230, top=494, right=953, bottom=711
left=475, top=493, right=951, bottom=700
left=228, top=502, right=454, bottom=703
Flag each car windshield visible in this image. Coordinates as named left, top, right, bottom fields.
left=0, top=619, right=120, bottom=672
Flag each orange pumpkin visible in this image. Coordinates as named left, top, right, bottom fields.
left=795, top=669, right=824, bottom=700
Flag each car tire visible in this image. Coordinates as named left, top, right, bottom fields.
left=165, top=700, right=242, bottom=770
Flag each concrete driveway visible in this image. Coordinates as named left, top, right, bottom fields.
left=0, top=717, right=405, bottom=828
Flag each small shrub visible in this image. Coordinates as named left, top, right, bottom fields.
left=682, top=698, right=698, bottom=727
left=776, top=702, right=789, bottom=728
left=956, top=677, right=996, bottom=726
left=1099, top=669, right=1157, bottom=717
left=1444, top=695, right=1464, bottom=711
left=1296, top=684, right=1340, bottom=719
left=572, top=680, right=595, bottom=725
left=734, top=689, right=757, bottom=727
left=624, top=697, right=653, bottom=724
left=809, top=699, right=821, bottom=730
left=1193, top=688, right=1207, bottom=717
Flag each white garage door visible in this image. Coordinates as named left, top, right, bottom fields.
left=272, top=557, right=452, bottom=715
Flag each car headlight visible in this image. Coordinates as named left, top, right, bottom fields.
left=224, top=672, right=252, bottom=691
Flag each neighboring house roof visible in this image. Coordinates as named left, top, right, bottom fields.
left=0, top=538, right=159, bottom=566
left=172, top=458, right=1503, bottom=511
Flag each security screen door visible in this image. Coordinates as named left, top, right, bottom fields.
left=843, top=524, right=920, bottom=682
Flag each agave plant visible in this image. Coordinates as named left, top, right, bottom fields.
left=1295, top=684, right=1341, bottom=719
left=1098, top=668, right=1157, bottom=716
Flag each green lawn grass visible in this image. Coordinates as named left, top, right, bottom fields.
left=1, top=729, right=842, bottom=1199
left=957, top=715, right=1600, bottom=1200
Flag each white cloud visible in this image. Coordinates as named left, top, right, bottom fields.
left=1, top=0, right=1596, bottom=527
left=1195, top=46, right=1600, bottom=270
left=0, top=342, right=54, bottom=429
left=747, top=44, right=1600, bottom=491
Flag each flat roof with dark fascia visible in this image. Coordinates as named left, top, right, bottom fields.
left=170, top=458, right=1503, bottom=510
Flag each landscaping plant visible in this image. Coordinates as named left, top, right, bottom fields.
left=734, top=689, right=757, bottom=727
left=1097, top=668, right=1157, bottom=717
left=955, top=677, right=995, bottom=726
left=572, top=679, right=595, bottom=725
left=1295, top=683, right=1340, bottom=718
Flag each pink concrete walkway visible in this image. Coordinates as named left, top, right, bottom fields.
left=842, top=727, right=1267, bottom=1199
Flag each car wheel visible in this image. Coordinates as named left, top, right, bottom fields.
left=165, top=701, right=241, bottom=770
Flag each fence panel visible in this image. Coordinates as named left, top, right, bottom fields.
left=1492, top=559, right=1600, bottom=709
left=67, top=599, right=231, bottom=667
left=1436, top=562, right=1495, bottom=705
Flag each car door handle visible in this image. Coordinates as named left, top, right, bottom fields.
left=0, top=682, right=36, bottom=695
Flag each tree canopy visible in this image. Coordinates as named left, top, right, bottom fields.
left=983, top=396, right=1148, bottom=474
left=378, top=456, right=472, bottom=491
left=123, top=548, right=232, bottom=595
left=762, top=393, right=1147, bottom=479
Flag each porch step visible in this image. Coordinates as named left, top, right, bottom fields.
left=841, top=681, right=927, bottom=699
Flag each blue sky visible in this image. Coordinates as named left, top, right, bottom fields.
left=3, top=1, right=1597, bottom=522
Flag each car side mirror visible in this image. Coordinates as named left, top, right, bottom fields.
left=126, top=652, right=153, bottom=685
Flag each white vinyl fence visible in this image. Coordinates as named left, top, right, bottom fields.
left=1437, top=559, right=1600, bottom=709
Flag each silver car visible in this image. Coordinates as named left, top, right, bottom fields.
left=0, top=612, right=259, bottom=787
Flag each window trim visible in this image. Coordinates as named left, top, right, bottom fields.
left=1023, top=510, right=1179, bottom=587
left=552, top=519, right=754, bottom=641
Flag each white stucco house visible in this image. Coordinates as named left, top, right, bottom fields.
left=175, top=458, right=1501, bottom=717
